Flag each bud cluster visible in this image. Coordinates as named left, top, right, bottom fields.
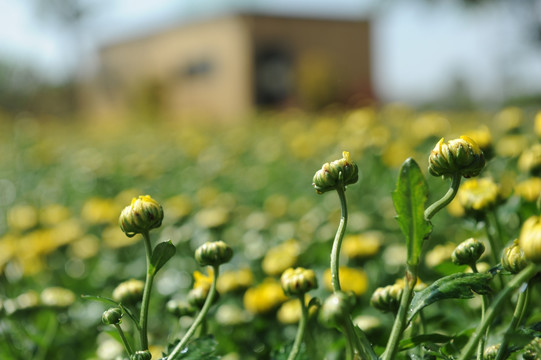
left=501, top=239, right=528, bottom=274
left=451, top=238, right=485, bottom=267
left=428, top=136, right=485, bottom=178
left=370, top=283, right=403, bottom=313
left=195, top=240, right=233, bottom=267
left=313, top=151, right=359, bottom=194
left=119, top=195, right=164, bottom=237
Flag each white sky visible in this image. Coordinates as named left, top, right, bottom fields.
left=0, top=0, right=540, bottom=103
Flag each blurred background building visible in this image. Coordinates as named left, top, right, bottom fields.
left=89, top=13, right=372, bottom=120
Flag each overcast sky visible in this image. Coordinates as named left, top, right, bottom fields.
left=1, top=0, right=540, bottom=104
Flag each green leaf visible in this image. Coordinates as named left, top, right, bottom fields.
left=150, top=240, right=176, bottom=274
left=408, top=272, right=493, bottom=323
left=398, top=333, right=453, bottom=351
left=392, top=158, right=432, bottom=266
left=165, top=335, right=219, bottom=360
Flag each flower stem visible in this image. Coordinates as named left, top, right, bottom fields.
left=167, top=265, right=219, bottom=360
left=381, top=266, right=418, bottom=360
left=494, top=282, right=530, bottom=360
left=115, top=323, right=134, bottom=356
left=458, top=263, right=539, bottom=360
left=330, top=185, right=348, bottom=292
left=287, top=294, right=309, bottom=360
left=424, top=173, right=461, bottom=220
left=140, top=231, right=154, bottom=350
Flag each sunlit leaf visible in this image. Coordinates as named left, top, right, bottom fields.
left=392, top=158, right=432, bottom=266
left=150, top=240, right=176, bottom=274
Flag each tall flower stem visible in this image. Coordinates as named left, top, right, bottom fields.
left=471, top=263, right=490, bottom=360
left=494, top=282, right=530, bottom=360
left=424, top=173, right=461, bottom=221
left=330, top=185, right=348, bottom=291
left=458, top=263, right=539, bottom=360
left=167, top=265, right=219, bottom=360
left=287, top=294, right=309, bottom=360
left=140, top=231, right=155, bottom=350
left=115, top=323, right=134, bottom=356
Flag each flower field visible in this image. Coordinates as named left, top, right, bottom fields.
left=1, top=105, right=541, bottom=360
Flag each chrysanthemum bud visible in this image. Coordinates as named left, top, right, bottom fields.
left=166, top=299, right=196, bottom=317
left=280, top=267, right=318, bottom=297
left=112, top=279, right=145, bottom=306
left=319, top=291, right=353, bottom=328
left=370, top=283, right=403, bottom=313
left=428, top=136, right=485, bottom=178
left=102, top=307, right=123, bottom=325
left=195, top=240, right=233, bottom=267
left=130, top=350, right=152, bottom=360
left=451, top=238, right=485, bottom=267
left=119, top=195, right=164, bottom=237
left=313, top=151, right=359, bottom=194
left=501, top=239, right=528, bottom=274
left=483, top=344, right=500, bottom=360
left=519, top=215, right=541, bottom=264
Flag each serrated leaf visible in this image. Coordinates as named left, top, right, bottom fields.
left=408, top=272, right=493, bottom=323
left=150, top=240, right=176, bottom=274
left=392, top=158, right=432, bottom=266
left=398, top=333, right=452, bottom=351
left=165, top=335, right=219, bottom=360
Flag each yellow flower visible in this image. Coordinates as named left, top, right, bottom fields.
left=163, top=195, right=192, bottom=222
left=243, top=278, right=288, bottom=314
left=262, top=239, right=299, bottom=276
left=81, top=197, right=119, bottom=225
left=457, top=178, right=501, bottom=214
left=217, top=268, right=254, bottom=294
left=515, top=178, right=541, bottom=202
left=425, top=243, right=457, bottom=268
left=518, top=144, right=541, bottom=175
left=7, top=204, right=38, bottom=232
left=193, top=268, right=214, bottom=291
left=342, top=232, right=382, bottom=259
left=39, top=204, right=71, bottom=226
left=464, top=125, right=493, bottom=159
left=323, top=267, right=368, bottom=296
left=40, top=287, right=76, bottom=308
left=276, top=296, right=315, bottom=324
left=519, top=215, right=541, bottom=264
left=495, top=135, right=528, bottom=158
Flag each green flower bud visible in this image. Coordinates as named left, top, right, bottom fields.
left=130, top=350, right=152, bottom=360
left=112, top=279, right=145, bottom=306
left=119, top=195, right=164, bottom=237
left=194, top=240, right=233, bottom=267
left=280, top=267, right=318, bottom=297
left=451, top=238, right=485, bottom=267
left=319, top=291, right=353, bottom=328
left=523, top=337, right=541, bottom=360
left=166, top=299, right=196, bottom=317
left=313, top=151, right=359, bottom=194
left=370, top=283, right=403, bottom=313
left=428, top=136, right=485, bottom=178
left=519, top=215, right=541, bottom=264
left=501, top=239, right=528, bottom=274
left=102, top=307, right=123, bottom=325
left=483, top=344, right=500, bottom=360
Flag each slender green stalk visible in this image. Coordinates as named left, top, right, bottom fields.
left=483, top=214, right=501, bottom=266
left=381, top=267, right=418, bottom=360
left=494, top=283, right=530, bottom=360
left=140, top=231, right=154, bottom=350
left=424, top=173, right=461, bottom=220
left=167, top=265, right=220, bottom=360
left=115, top=323, right=134, bottom=356
left=287, top=294, right=309, bottom=360
left=458, top=263, right=539, bottom=360
left=330, top=185, right=348, bottom=291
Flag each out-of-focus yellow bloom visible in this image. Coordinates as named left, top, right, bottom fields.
left=263, top=194, right=288, bottom=218
left=51, top=219, right=83, bottom=246
left=323, top=267, right=368, bottom=296
left=494, top=106, right=523, bottom=133
left=394, top=277, right=427, bottom=291
left=0, top=233, right=18, bottom=271
left=447, top=197, right=466, bottom=217
left=243, top=278, right=288, bottom=314
left=193, top=268, right=214, bottom=291
left=40, top=287, right=76, bottom=307
left=411, top=112, right=449, bottom=142
left=39, top=204, right=71, bottom=226
left=496, top=135, right=528, bottom=158
left=113, top=278, right=145, bottom=306
left=382, top=140, right=417, bottom=168
left=217, top=268, right=253, bottom=294
left=519, top=144, right=541, bottom=175
left=535, top=111, right=541, bottom=138
left=519, top=215, right=541, bottom=263
left=353, top=315, right=382, bottom=333
left=7, top=204, right=38, bottom=231
left=425, top=243, right=457, bottom=268
left=342, top=232, right=382, bottom=260
left=457, top=178, right=501, bottom=214
left=69, top=235, right=100, bottom=259
left=262, top=239, right=299, bottom=276
left=81, top=197, right=119, bottom=225
left=194, top=207, right=230, bottom=229
left=215, top=303, right=252, bottom=326
left=163, top=195, right=192, bottom=222
left=276, top=296, right=315, bottom=324
left=102, top=225, right=139, bottom=248
left=515, top=178, right=541, bottom=202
